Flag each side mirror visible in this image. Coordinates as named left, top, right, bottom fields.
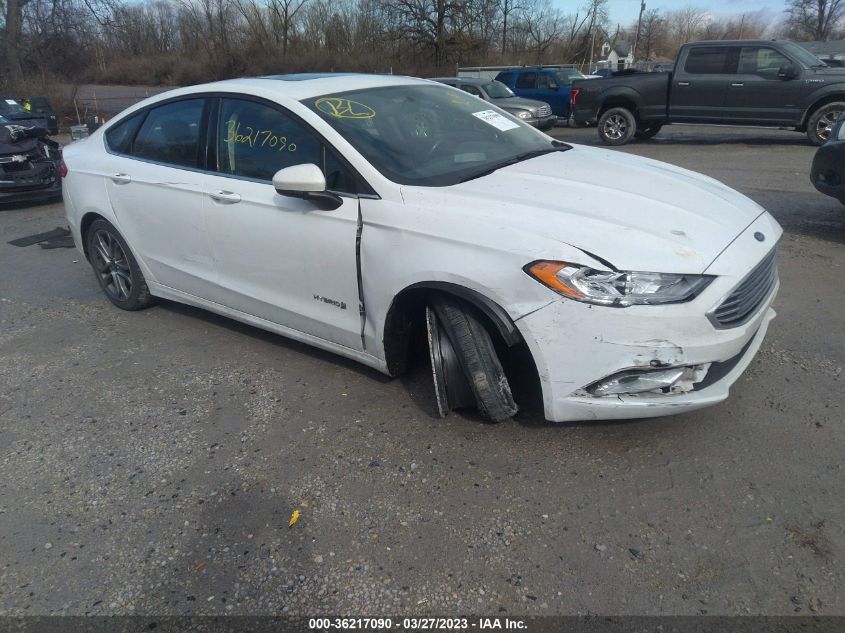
left=272, top=163, right=342, bottom=210
left=778, top=63, right=799, bottom=80
left=549, top=82, right=560, bottom=90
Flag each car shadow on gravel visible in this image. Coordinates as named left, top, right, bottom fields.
left=159, top=300, right=393, bottom=384
left=642, top=135, right=814, bottom=147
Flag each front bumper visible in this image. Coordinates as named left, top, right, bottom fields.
left=514, top=214, right=782, bottom=422
left=529, top=115, right=558, bottom=130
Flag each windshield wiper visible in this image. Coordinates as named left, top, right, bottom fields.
left=458, top=144, right=570, bottom=183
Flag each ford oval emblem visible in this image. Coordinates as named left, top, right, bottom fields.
left=754, top=232, right=765, bottom=242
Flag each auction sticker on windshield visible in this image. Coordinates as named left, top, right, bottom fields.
left=472, top=109, right=520, bottom=131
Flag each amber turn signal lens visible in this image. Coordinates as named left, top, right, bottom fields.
left=525, top=261, right=583, bottom=299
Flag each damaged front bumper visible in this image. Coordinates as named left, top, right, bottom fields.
left=518, top=297, right=775, bottom=422
left=515, top=216, right=781, bottom=422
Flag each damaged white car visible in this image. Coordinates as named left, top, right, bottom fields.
left=61, top=74, right=781, bottom=422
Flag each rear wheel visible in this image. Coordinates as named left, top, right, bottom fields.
left=598, top=107, right=636, bottom=145
left=806, top=102, right=845, bottom=145
left=86, top=218, right=155, bottom=311
left=635, top=123, right=663, bottom=140
left=426, top=294, right=518, bottom=423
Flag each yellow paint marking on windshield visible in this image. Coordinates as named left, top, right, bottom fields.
left=315, top=97, right=376, bottom=119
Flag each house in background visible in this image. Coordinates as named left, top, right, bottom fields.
left=594, top=41, right=634, bottom=73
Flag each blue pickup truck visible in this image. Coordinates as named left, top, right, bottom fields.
left=494, top=67, right=586, bottom=118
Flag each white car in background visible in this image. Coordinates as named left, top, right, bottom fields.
left=61, top=74, right=781, bottom=423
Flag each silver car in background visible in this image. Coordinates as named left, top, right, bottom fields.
left=431, top=77, right=557, bottom=130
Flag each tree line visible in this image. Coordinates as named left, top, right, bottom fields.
left=1, top=0, right=844, bottom=93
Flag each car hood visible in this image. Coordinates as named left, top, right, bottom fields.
left=401, top=144, right=766, bottom=274
left=490, top=97, right=550, bottom=113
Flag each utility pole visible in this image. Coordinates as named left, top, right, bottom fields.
left=588, top=1, right=598, bottom=72
left=633, top=0, right=645, bottom=63
left=738, top=13, right=745, bottom=39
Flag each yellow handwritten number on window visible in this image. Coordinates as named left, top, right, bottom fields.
left=225, top=120, right=297, bottom=152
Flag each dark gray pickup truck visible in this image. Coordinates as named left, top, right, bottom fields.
left=571, top=40, right=845, bottom=146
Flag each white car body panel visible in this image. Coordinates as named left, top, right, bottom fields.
left=202, top=171, right=363, bottom=349
left=62, top=74, right=783, bottom=422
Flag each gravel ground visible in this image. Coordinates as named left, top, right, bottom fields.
left=0, top=124, right=842, bottom=617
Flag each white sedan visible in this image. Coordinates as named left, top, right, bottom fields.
left=61, top=74, right=781, bottom=422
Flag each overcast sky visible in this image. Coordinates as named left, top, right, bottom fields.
left=602, top=0, right=783, bottom=25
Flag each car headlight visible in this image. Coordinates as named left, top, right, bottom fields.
left=514, top=111, right=532, bottom=119
left=525, top=260, right=714, bottom=307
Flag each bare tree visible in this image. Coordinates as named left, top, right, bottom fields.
left=783, top=0, right=845, bottom=40
left=636, top=8, right=665, bottom=60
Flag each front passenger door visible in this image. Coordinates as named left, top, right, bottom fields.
left=722, top=46, right=803, bottom=123
left=203, top=97, right=365, bottom=350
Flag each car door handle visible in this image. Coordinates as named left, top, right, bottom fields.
left=731, top=82, right=744, bottom=87
left=111, top=173, right=131, bottom=184
left=677, top=81, right=690, bottom=86
left=209, top=190, right=241, bottom=204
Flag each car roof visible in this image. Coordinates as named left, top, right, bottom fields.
left=431, top=77, right=491, bottom=85
left=157, top=74, right=433, bottom=102
left=686, top=39, right=785, bottom=47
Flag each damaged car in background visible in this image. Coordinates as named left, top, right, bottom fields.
left=61, top=75, right=781, bottom=423
left=0, top=116, right=62, bottom=205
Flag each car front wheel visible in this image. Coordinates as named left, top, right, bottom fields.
left=807, top=102, right=845, bottom=145
left=598, top=107, right=636, bottom=145
left=86, top=218, right=156, bottom=311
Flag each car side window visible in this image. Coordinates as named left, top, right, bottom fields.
left=684, top=47, right=731, bottom=74
left=515, top=72, right=536, bottom=89
left=217, top=98, right=356, bottom=193
left=461, top=85, right=483, bottom=97
left=496, top=72, right=513, bottom=85
left=132, top=99, right=205, bottom=168
left=739, top=47, right=792, bottom=79
left=537, top=73, right=559, bottom=90
left=105, top=112, right=144, bottom=155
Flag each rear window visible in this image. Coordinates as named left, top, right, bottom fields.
left=131, top=99, right=205, bottom=168
left=105, top=113, right=145, bottom=154
left=684, top=47, right=731, bottom=74
left=515, top=72, right=536, bottom=89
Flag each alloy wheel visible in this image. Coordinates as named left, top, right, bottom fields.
left=816, top=110, right=842, bottom=142
left=603, top=114, right=627, bottom=141
left=91, top=229, right=132, bottom=301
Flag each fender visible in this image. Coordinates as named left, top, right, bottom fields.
left=800, top=87, right=845, bottom=127
left=597, top=86, right=645, bottom=116
left=382, top=281, right=523, bottom=377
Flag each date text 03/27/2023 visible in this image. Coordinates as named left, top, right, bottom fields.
left=307, top=617, right=528, bottom=630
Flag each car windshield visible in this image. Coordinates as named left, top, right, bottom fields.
left=304, top=84, right=566, bottom=187
left=483, top=81, right=514, bottom=99
left=781, top=42, right=827, bottom=68
left=0, top=99, right=26, bottom=114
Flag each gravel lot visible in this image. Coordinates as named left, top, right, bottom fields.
left=0, top=124, right=842, bottom=617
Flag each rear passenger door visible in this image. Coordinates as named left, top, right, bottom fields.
left=670, top=46, right=733, bottom=121
left=722, top=46, right=803, bottom=124
left=104, top=97, right=218, bottom=297
left=513, top=71, right=538, bottom=100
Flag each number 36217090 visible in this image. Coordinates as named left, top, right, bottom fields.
left=225, top=120, right=297, bottom=152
